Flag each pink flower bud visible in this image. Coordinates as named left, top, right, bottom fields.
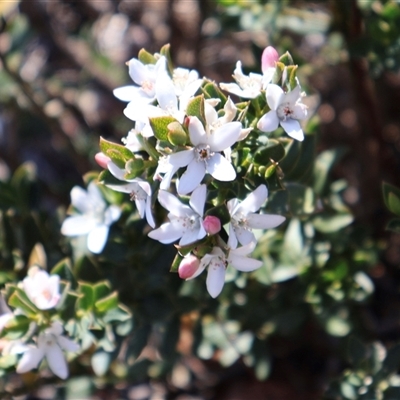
left=203, top=215, right=221, bottom=235
left=261, top=46, right=279, bottom=73
left=94, top=152, right=110, bottom=169
left=178, top=255, right=200, bottom=280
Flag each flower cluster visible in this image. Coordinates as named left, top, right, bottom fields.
left=94, top=44, right=309, bottom=297
left=0, top=267, right=79, bottom=379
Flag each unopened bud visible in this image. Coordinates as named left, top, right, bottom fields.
left=261, top=46, right=279, bottom=73
left=203, top=215, right=221, bottom=235
left=178, top=255, right=200, bottom=279
left=94, top=152, right=110, bottom=169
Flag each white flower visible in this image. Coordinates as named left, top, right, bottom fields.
left=227, top=184, right=286, bottom=249
left=121, top=129, right=143, bottom=152
left=61, top=182, right=121, bottom=254
left=113, top=56, right=167, bottom=104
left=188, top=242, right=263, bottom=298
left=148, top=184, right=207, bottom=246
left=123, top=68, right=201, bottom=138
left=167, top=116, right=241, bottom=195
left=257, top=84, right=308, bottom=141
left=23, top=267, right=60, bottom=310
left=220, top=61, right=264, bottom=99
left=16, top=322, right=79, bottom=379
left=106, top=161, right=155, bottom=228
left=172, top=67, right=202, bottom=99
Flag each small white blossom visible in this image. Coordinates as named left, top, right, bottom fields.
left=61, top=182, right=121, bottom=254
left=220, top=61, right=264, bottom=99
left=16, top=322, right=79, bottom=379
left=188, top=242, right=263, bottom=298
left=257, top=84, right=308, bottom=141
left=113, top=56, right=167, bottom=104
left=23, top=267, right=60, bottom=310
left=166, top=116, right=241, bottom=195
left=227, top=185, right=286, bottom=249
left=106, top=161, right=155, bottom=228
left=148, top=184, right=207, bottom=246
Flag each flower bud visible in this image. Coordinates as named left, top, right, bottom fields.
left=178, top=255, right=200, bottom=280
left=94, top=152, right=110, bottom=169
left=203, top=215, right=221, bottom=235
left=261, top=46, right=279, bottom=73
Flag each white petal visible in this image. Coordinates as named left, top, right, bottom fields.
left=57, top=336, right=80, bottom=352
left=61, top=216, right=97, bottom=236
left=247, top=214, right=286, bottom=229
left=189, top=184, right=206, bottom=217
left=87, top=182, right=104, bottom=204
left=219, top=83, right=254, bottom=99
left=227, top=224, right=238, bottom=249
left=229, top=254, right=262, bottom=272
left=70, top=186, right=89, bottom=214
left=104, top=205, right=121, bottom=226
left=208, top=122, right=241, bottom=152
left=145, top=198, right=155, bottom=228
left=113, top=86, right=142, bottom=102
left=204, top=101, right=219, bottom=125
left=128, top=58, right=149, bottom=85
left=257, top=111, right=280, bottom=132
left=107, top=162, right=126, bottom=180
left=148, top=223, right=183, bottom=244
left=280, top=119, right=304, bottom=141
left=87, top=225, right=109, bottom=254
left=188, top=117, right=207, bottom=146
left=45, top=343, right=68, bottom=379
left=292, top=103, right=308, bottom=120
left=207, top=154, right=236, bottom=182
left=284, top=85, right=301, bottom=105
left=158, top=190, right=191, bottom=217
left=16, top=347, right=44, bottom=373
left=156, top=75, right=178, bottom=112
left=237, top=185, right=268, bottom=214
left=48, top=321, right=63, bottom=336
left=234, top=227, right=256, bottom=246
left=135, top=198, right=146, bottom=218
left=266, top=84, right=284, bottom=110
left=178, top=160, right=206, bottom=195
left=168, top=149, right=195, bottom=169
left=136, top=179, right=152, bottom=196
left=180, top=227, right=205, bottom=246
left=206, top=262, right=226, bottom=298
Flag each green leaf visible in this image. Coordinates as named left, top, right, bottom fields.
left=253, top=139, right=286, bottom=164
left=99, top=138, right=134, bottom=169
left=279, top=51, right=294, bottom=66
left=149, top=116, right=178, bottom=142
left=138, top=48, right=156, bottom=64
left=103, top=304, right=131, bottom=324
left=51, top=258, right=75, bottom=283
left=388, top=192, right=400, bottom=216
left=312, top=214, right=353, bottom=233
left=167, top=121, right=188, bottom=146
left=95, top=292, right=119, bottom=313
left=170, top=252, right=183, bottom=273
left=382, top=343, right=400, bottom=376
left=386, top=218, right=400, bottom=233
left=202, top=82, right=227, bottom=102
left=347, top=336, right=367, bottom=366
left=124, top=158, right=145, bottom=179
left=288, top=65, right=298, bottom=91
left=91, top=351, right=111, bottom=377
left=77, top=282, right=95, bottom=311
left=8, top=290, right=38, bottom=318
left=93, top=281, right=111, bottom=302
left=186, top=95, right=206, bottom=126
left=0, top=315, right=31, bottom=340
left=286, top=183, right=315, bottom=215
left=383, top=182, right=400, bottom=215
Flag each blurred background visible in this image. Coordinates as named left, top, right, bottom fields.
left=1, top=0, right=400, bottom=399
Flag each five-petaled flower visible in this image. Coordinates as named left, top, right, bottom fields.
left=187, top=242, right=263, bottom=298
left=23, top=267, right=60, bottom=310
left=61, top=182, right=121, bottom=254
left=166, top=116, right=241, bottom=195
left=227, top=184, right=286, bottom=249
left=148, top=184, right=207, bottom=246
left=257, top=84, right=308, bottom=141
left=16, top=321, right=79, bottom=379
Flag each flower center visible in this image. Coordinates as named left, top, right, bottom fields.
left=277, top=102, right=294, bottom=121
left=141, top=80, right=154, bottom=94
left=195, top=144, right=213, bottom=162
left=178, top=215, right=199, bottom=233
left=129, top=185, right=147, bottom=202
left=232, top=213, right=250, bottom=230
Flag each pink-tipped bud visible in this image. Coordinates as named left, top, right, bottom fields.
left=203, top=215, right=221, bottom=235
left=261, top=46, right=279, bottom=73
left=178, top=255, right=200, bottom=280
left=94, top=152, right=110, bottom=169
